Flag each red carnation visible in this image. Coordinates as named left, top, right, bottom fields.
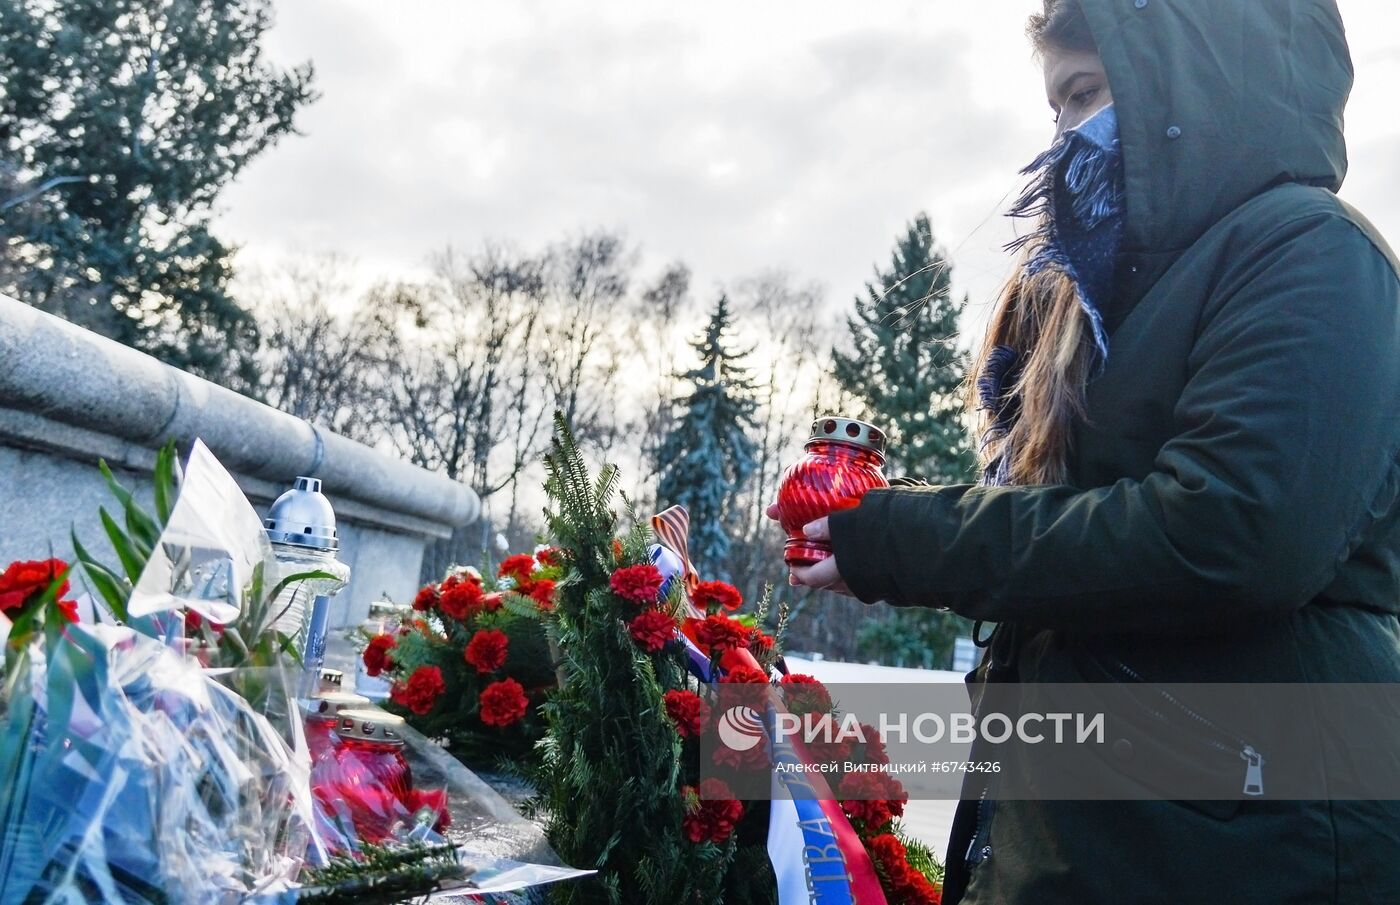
left=479, top=677, right=529, bottom=727
left=904, top=873, right=943, bottom=904
left=711, top=729, right=769, bottom=769
left=663, top=689, right=708, bottom=738
left=362, top=633, right=397, bottom=676
left=609, top=563, right=664, bottom=604
left=465, top=628, right=509, bottom=673
left=840, top=795, right=900, bottom=830
left=523, top=579, right=556, bottom=610
left=868, top=833, right=916, bottom=890
left=862, top=723, right=892, bottom=766
left=868, top=832, right=907, bottom=869
left=780, top=672, right=823, bottom=686
left=627, top=609, right=676, bottom=653
left=0, top=558, right=69, bottom=612
left=412, top=584, right=439, bottom=612
left=498, top=554, right=537, bottom=583
left=55, top=598, right=79, bottom=623
left=535, top=546, right=561, bottom=567
left=438, top=578, right=485, bottom=620
left=720, top=664, right=769, bottom=685
left=780, top=672, right=833, bottom=715
left=693, top=580, right=742, bottom=612
left=750, top=630, right=775, bottom=654
left=681, top=779, right=745, bottom=844
left=805, top=734, right=857, bottom=765
left=837, top=771, right=908, bottom=830
left=691, top=614, right=750, bottom=653
left=391, top=666, right=446, bottom=716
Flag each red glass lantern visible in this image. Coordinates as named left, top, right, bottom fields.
left=304, top=690, right=371, bottom=761
left=321, top=708, right=415, bottom=843
left=775, top=416, right=888, bottom=566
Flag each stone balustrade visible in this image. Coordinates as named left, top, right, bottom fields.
left=0, top=293, right=479, bottom=628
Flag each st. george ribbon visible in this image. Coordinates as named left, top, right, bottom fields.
left=649, top=505, right=888, bottom=905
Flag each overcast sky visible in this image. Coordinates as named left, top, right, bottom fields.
left=220, top=1, right=1400, bottom=342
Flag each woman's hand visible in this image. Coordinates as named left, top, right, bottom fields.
left=764, top=504, right=852, bottom=596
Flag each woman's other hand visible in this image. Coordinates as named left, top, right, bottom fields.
left=790, top=516, right=853, bottom=596
left=765, top=503, right=851, bottom=594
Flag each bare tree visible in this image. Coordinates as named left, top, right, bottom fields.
left=251, top=255, right=397, bottom=446
left=624, top=261, right=694, bottom=511
left=539, top=230, right=634, bottom=454
left=718, top=273, right=833, bottom=602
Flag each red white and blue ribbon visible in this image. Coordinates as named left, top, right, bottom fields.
left=768, top=725, right=889, bottom=905
left=647, top=507, right=888, bottom=905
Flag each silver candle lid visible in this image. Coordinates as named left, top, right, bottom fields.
left=264, top=476, right=339, bottom=551
left=806, top=416, right=887, bottom=459
left=337, top=708, right=406, bottom=745
left=307, top=691, right=372, bottom=718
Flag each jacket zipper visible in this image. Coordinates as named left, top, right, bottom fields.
left=963, top=631, right=1003, bottom=869
left=965, top=786, right=993, bottom=865
left=1109, top=658, right=1265, bottom=797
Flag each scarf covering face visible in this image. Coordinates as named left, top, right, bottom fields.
left=977, top=102, right=1126, bottom=486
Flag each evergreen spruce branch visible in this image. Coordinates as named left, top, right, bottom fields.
left=498, top=591, right=544, bottom=621
left=772, top=599, right=792, bottom=661
left=297, top=841, right=466, bottom=904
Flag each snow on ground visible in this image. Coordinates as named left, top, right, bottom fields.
left=783, top=656, right=965, bottom=685
left=783, top=656, right=966, bottom=860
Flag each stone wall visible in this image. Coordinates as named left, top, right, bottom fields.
left=0, top=294, right=479, bottom=628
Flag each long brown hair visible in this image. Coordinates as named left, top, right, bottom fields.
left=966, top=0, right=1100, bottom=486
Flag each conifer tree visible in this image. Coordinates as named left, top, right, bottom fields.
left=655, top=296, right=759, bottom=577
left=539, top=416, right=741, bottom=904
left=834, top=215, right=975, bottom=667
left=833, top=213, right=975, bottom=483
left=0, top=0, right=315, bottom=388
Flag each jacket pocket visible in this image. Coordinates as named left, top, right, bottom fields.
left=1070, top=646, right=1262, bottom=820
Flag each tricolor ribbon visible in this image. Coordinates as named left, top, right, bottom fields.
left=769, top=721, right=890, bottom=905
left=647, top=508, right=888, bottom=905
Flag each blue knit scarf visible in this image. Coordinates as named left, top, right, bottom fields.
left=977, top=103, right=1125, bottom=486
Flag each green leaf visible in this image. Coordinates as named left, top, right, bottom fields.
left=152, top=441, right=177, bottom=523
left=71, top=531, right=130, bottom=621
left=99, top=506, right=146, bottom=584
left=278, top=631, right=304, bottom=666
left=98, top=459, right=161, bottom=550
left=268, top=569, right=338, bottom=605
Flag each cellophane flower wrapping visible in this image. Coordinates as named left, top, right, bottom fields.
left=0, top=623, right=315, bottom=903
left=0, top=441, right=588, bottom=902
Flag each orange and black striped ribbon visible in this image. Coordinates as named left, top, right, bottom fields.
left=651, top=505, right=701, bottom=608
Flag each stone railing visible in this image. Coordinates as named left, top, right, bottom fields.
left=0, top=294, right=479, bottom=628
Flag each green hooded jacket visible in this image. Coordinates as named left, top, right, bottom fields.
left=827, top=1, right=1400, bottom=901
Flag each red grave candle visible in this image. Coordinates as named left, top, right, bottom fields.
left=304, top=691, right=372, bottom=761
left=775, top=416, right=889, bottom=566
left=324, top=708, right=414, bottom=843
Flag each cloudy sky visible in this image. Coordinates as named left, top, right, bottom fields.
left=220, top=0, right=1400, bottom=342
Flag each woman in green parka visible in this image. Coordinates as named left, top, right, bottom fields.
left=778, top=0, right=1400, bottom=902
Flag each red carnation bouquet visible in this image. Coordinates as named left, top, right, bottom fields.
left=363, top=547, right=563, bottom=767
